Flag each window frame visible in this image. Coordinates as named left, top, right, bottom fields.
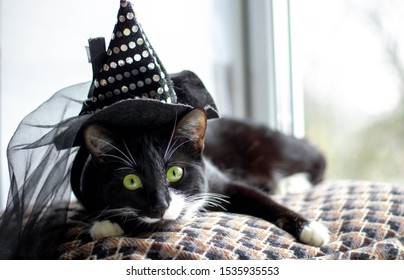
left=244, top=0, right=304, bottom=137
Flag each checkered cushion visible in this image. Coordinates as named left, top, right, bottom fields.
left=59, top=181, right=404, bottom=260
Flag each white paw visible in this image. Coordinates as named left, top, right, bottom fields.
left=89, top=220, right=125, bottom=240
left=275, top=173, right=313, bottom=195
left=299, top=221, right=330, bottom=247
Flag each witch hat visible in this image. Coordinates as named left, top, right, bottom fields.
left=81, top=0, right=177, bottom=114
left=66, top=0, right=218, bottom=147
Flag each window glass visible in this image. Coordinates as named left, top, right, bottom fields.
left=291, top=0, right=404, bottom=184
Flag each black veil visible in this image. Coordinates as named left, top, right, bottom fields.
left=0, top=82, right=91, bottom=259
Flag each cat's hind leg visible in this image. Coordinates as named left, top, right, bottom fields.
left=275, top=172, right=313, bottom=195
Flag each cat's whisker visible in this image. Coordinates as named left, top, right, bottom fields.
left=114, top=167, right=136, bottom=172
left=204, top=201, right=227, bottom=211
left=100, top=153, right=134, bottom=167
left=98, top=138, right=136, bottom=166
left=90, top=207, right=115, bottom=221
left=203, top=193, right=229, bottom=209
left=191, top=192, right=229, bottom=203
left=164, top=137, right=180, bottom=162
left=185, top=193, right=229, bottom=212
left=89, top=207, right=140, bottom=223
left=167, top=160, right=199, bottom=167
left=165, top=139, right=192, bottom=162
left=164, top=114, right=178, bottom=162
left=123, top=139, right=137, bottom=167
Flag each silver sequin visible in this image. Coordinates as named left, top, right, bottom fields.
left=121, top=44, right=128, bottom=52
left=128, top=42, right=136, bottom=49
left=153, top=75, right=160, bottom=82
left=127, top=12, right=134, bottom=20
left=123, top=28, right=131, bottom=36
left=121, top=86, right=129, bottom=93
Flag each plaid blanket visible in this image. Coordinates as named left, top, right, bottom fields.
left=59, top=181, right=404, bottom=260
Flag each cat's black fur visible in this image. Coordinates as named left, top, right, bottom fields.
left=71, top=108, right=328, bottom=245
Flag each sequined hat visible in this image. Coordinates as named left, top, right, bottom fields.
left=81, top=0, right=177, bottom=114
left=67, top=0, right=219, bottom=146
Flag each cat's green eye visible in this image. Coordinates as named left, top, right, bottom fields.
left=123, top=174, right=142, bottom=191
left=166, top=166, right=184, bottom=183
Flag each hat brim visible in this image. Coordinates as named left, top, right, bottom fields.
left=75, top=99, right=193, bottom=144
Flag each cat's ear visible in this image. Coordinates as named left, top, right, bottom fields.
left=83, top=124, right=116, bottom=161
left=175, top=108, right=207, bottom=151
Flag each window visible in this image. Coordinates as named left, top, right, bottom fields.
left=290, top=0, right=404, bottom=184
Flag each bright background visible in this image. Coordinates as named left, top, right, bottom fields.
left=2, top=0, right=404, bottom=208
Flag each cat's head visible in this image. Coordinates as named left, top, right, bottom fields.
left=78, top=108, right=210, bottom=230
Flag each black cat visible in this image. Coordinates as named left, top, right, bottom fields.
left=71, top=108, right=329, bottom=246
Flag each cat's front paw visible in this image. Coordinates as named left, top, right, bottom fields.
left=299, top=221, right=329, bottom=247
left=89, top=220, right=125, bottom=240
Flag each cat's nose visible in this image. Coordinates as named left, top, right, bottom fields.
left=150, top=201, right=168, bottom=218
left=149, top=205, right=167, bottom=218
left=148, top=189, right=170, bottom=218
